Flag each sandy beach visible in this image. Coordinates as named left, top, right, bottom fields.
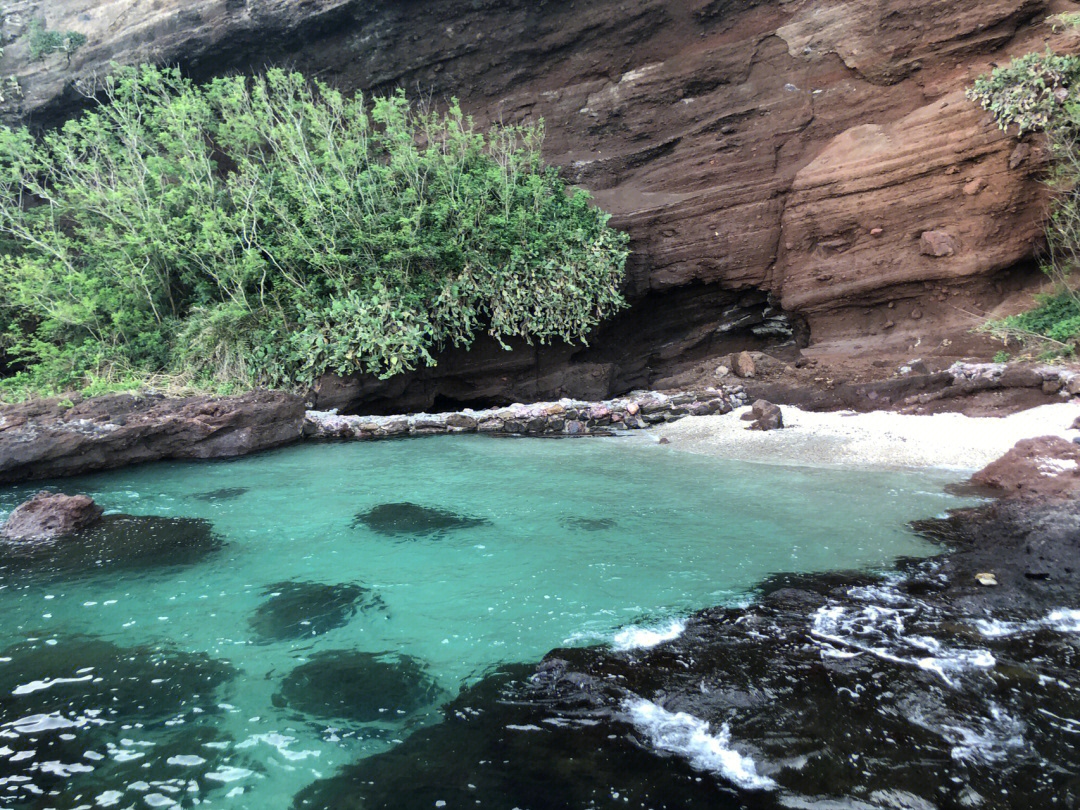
left=638, top=402, right=1080, bottom=470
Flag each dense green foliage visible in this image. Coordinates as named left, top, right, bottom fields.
left=996, top=291, right=1080, bottom=345
left=0, top=66, right=628, bottom=398
left=968, top=36, right=1080, bottom=355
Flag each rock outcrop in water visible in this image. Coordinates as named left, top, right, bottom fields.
left=0, top=513, right=223, bottom=576
left=969, top=434, right=1080, bottom=501
left=0, top=491, right=102, bottom=540
left=352, top=503, right=489, bottom=538
left=0, top=0, right=1063, bottom=413
left=0, top=390, right=305, bottom=483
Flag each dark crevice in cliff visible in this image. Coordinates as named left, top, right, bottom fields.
left=312, top=281, right=808, bottom=415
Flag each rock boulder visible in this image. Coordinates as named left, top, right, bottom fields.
left=1, top=492, right=103, bottom=541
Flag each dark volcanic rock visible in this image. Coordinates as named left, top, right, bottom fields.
left=192, top=486, right=249, bottom=502
left=292, top=666, right=733, bottom=810
left=249, top=581, right=385, bottom=642
left=0, top=390, right=305, bottom=484
left=352, top=502, right=489, bottom=537
left=1, top=491, right=103, bottom=540
left=275, top=651, right=441, bottom=724
left=912, top=498, right=1080, bottom=613
left=0, top=514, right=223, bottom=577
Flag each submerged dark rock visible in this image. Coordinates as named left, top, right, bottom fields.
left=352, top=502, right=488, bottom=537
left=0, top=634, right=240, bottom=807
left=1, top=491, right=103, bottom=540
left=275, top=650, right=441, bottom=724
left=192, top=486, right=249, bottom=501
left=0, top=514, right=223, bottom=577
left=561, top=517, right=618, bottom=532
left=249, top=580, right=385, bottom=641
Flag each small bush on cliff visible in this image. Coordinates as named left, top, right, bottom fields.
left=968, top=44, right=1080, bottom=354
left=0, top=66, right=628, bottom=399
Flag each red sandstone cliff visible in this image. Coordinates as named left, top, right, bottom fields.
left=0, top=0, right=1068, bottom=410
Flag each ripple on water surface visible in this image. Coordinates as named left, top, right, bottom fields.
left=0, top=435, right=964, bottom=808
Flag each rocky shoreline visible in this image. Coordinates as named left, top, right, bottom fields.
left=2, top=358, right=1077, bottom=484
left=303, top=387, right=747, bottom=441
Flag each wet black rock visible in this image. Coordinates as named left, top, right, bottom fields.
left=561, top=517, right=618, bottom=532
left=249, top=580, right=385, bottom=642
left=275, top=650, right=441, bottom=724
left=292, top=666, right=733, bottom=810
left=192, top=486, right=249, bottom=501
left=0, top=514, right=223, bottom=577
left=0, top=634, right=239, bottom=807
left=352, top=502, right=489, bottom=537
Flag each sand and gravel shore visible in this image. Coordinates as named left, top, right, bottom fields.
left=639, top=402, right=1080, bottom=470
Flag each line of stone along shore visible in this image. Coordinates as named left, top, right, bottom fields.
left=304, top=387, right=750, bottom=440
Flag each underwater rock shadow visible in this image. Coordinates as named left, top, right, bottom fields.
left=191, top=486, right=249, bottom=502
left=352, top=502, right=489, bottom=538
left=273, top=650, right=442, bottom=725
left=0, top=633, right=247, bottom=807
left=249, top=580, right=386, bottom=642
left=0, top=513, right=224, bottom=579
left=560, top=516, right=618, bottom=532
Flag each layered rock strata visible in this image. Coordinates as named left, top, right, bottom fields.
left=0, top=390, right=305, bottom=483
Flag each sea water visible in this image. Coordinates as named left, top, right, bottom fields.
left=0, top=435, right=965, bottom=808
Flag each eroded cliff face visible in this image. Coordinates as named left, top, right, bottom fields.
left=0, top=0, right=1062, bottom=411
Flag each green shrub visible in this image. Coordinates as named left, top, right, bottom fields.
left=26, top=18, right=86, bottom=61
left=0, top=66, right=628, bottom=399
left=994, top=292, right=1080, bottom=348
left=966, top=50, right=1080, bottom=135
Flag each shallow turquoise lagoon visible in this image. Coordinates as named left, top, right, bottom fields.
left=0, top=436, right=966, bottom=808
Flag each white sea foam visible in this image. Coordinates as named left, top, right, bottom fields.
left=943, top=704, right=1026, bottom=764
left=624, top=698, right=776, bottom=790
left=973, top=608, right=1080, bottom=638
left=1046, top=609, right=1080, bottom=633
left=810, top=603, right=996, bottom=687
left=611, top=618, right=687, bottom=651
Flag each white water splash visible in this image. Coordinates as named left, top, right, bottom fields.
left=612, top=618, right=687, bottom=651
left=810, top=602, right=996, bottom=687
left=973, top=608, right=1080, bottom=638
left=624, top=698, right=776, bottom=790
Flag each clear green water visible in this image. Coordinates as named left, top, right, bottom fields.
left=0, top=436, right=965, bottom=809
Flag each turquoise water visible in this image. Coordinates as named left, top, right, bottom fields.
left=0, top=436, right=965, bottom=809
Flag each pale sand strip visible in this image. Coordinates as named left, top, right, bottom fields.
left=637, top=403, right=1080, bottom=471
